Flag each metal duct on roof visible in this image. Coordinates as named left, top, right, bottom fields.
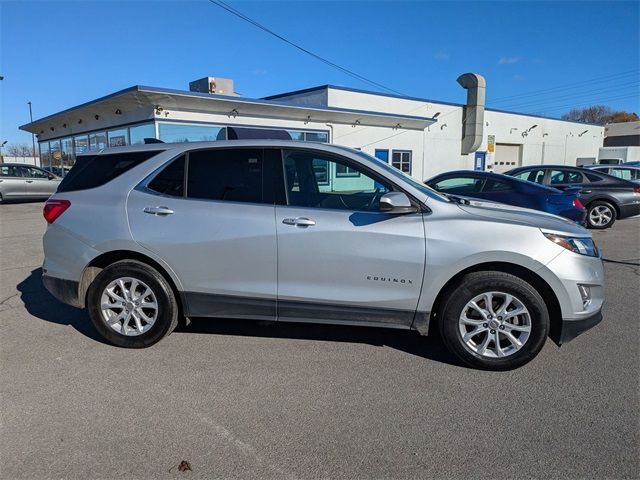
left=457, top=73, right=486, bottom=155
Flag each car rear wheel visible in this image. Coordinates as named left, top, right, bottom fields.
left=586, top=201, right=616, bottom=229
left=87, top=260, right=178, bottom=348
left=438, top=271, right=549, bottom=370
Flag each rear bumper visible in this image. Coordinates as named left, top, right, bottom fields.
left=558, top=309, right=603, bottom=345
left=42, top=274, right=81, bottom=308
left=618, top=202, right=640, bottom=219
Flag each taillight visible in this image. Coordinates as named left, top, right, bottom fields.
left=634, top=186, right=640, bottom=194
left=573, top=198, right=584, bottom=209
left=43, top=199, right=71, bottom=224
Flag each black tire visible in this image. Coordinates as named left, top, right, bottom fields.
left=438, top=271, right=549, bottom=371
left=0, top=192, right=4, bottom=204
left=586, top=201, right=616, bottom=229
left=87, top=260, right=179, bottom=348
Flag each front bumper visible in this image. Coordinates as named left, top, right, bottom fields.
left=558, top=309, right=603, bottom=345
left=42, top=274, right=81, bottom=308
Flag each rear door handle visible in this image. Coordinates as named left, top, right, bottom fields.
left=25, top=180, right=34, bottom=183
left=143, top=206, right=174, bottom=216
left=282, top=217, right=316, bottom=227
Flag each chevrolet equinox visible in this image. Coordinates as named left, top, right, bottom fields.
left=42, top=141, right=604, bottom=370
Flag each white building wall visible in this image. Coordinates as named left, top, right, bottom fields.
left=315, top=88, right=604, bottom=180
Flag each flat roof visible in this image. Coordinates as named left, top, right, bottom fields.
left=265, top=84, right=604, bottom=126
left=20, top=85, right=436, bottom=137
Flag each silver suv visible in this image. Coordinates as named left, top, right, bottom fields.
left=41, top=141, right=604, bottom=370
left=0, top=163, right=60, bottom=202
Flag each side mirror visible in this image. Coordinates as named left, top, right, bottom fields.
left=379, top=192, right=418, bottom=214
left=48, top=174, right=55, bottom=180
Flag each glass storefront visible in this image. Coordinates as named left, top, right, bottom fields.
left=89, top=131, right=107, bottom=151
left=40, top=142, right=50, bottom=170
left=130, top=123, right=155, bottom=145
left=39, top=122, right=330, bottom=175
left=74, top=135, right=89, bottom=155
left=158, top=123, right=223, bottom=143
left=108, top=128, right=128, bottom=147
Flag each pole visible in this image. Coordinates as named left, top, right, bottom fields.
left=28, top=101, right=37, bottom=162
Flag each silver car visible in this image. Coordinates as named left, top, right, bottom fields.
left=41, top=141, right=604, bottom=370
left=0, top=163, right=61, bottom=202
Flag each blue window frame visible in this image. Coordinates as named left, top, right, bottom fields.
left=374, top=149, right=389, bottom=163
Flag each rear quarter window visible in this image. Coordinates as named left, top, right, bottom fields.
left=57, top=150, right=162, bottom=193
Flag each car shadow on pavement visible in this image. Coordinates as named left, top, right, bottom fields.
left=16, top=268, right=108, bottom=344
left=178, top=318, right=461, bottom=366
left=17, top=268, right=460, bottom=366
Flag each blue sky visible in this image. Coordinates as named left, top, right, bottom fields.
left=1, top=0, right=639, bottom=146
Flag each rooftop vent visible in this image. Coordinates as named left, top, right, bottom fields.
left=189, top=77, right=237, bottom=96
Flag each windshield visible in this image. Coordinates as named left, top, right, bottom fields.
left=337, top=147, right=450, bottom=202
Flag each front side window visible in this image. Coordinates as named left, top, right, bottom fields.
left=511, top=169, right=545, bottom=184
left=392, top=150, right=412, bottom=174
left=187, top=148, right=263, bottom=203
left=549, top=170, right=584, bottom=185
left=432, top=176, right=484, bottom=194
left=283, top=149, right=391, bottom=211
left=148, top=156, right=185, bottom=197
left=24, top=166, right=49, bottom=179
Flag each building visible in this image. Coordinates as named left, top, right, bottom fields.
left=20, top=75, right=604, bottom=181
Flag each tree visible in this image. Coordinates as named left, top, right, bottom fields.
left=561, top=105, right=639, bottom=125
left=5, top=143, right=36, bottom=157
left=609, top=111, right=639, bottom=123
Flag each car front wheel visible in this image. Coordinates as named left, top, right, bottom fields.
left=87, top=260, right=179, bottom=348
left=438, top=271, right=549, bottom=370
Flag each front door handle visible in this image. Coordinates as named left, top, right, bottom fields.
left=582, top=190, right=592, bottom=194
left=25, top=180, right=34, bottom=183
left=282, top=217, right=316, bottom=227
left=143, top=206, right=174, bottom=216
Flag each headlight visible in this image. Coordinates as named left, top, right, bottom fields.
left=543, top=233, right=599, bottom=257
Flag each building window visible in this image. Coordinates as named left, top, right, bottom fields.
left=108, top=128, right=129, bottom=147
left=304, top=131, right=329, bottom=142
left=158, top=122, right=223, bottom=143
left=335, top=163, right=360, bottom=178
left=74, top=135, right=89, bottom=155
left=61, top=137, right=74, bottom=169
left=392, top=150, right=412, bottom=174
left=374, top=149, right=389, bottom=163
left=286, top=130, right=329, bottom=142
left=130, top=123, right=156, bottom=145
left=89, top=132, right=107, bottom=151
left=39, top=142, right=50, bottom=169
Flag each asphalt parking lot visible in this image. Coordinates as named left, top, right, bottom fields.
left=1, top=202, right=638, bottom=479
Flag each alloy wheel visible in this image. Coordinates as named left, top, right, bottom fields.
left=589, top=205, right=613, bottom=227
left=458, top=291, right=532, bottom=358
left=100, top=277, right=159, bottom=336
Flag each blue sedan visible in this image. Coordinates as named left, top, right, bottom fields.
left=425, top=170, right=586, bottom=224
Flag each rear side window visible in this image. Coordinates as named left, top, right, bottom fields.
left=148, top=156, right=185, bottom=197
left=187, top=148, right=263, bottom=203
left=549, top=170, right=583, bottom=185
left=58, top=150, right=162, bottom=193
